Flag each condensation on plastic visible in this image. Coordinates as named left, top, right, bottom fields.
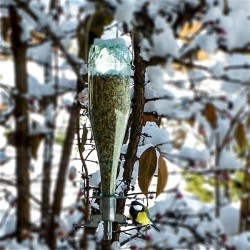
left=88, top=38, right=131, bottom=76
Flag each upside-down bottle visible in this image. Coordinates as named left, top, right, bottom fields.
left=88, top=38, right=130, bottom=238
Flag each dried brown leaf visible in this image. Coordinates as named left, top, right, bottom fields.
left=142, top=113, right=161, bottom=126
left=156, top=154, right=168, bottom=197
left=235, top=123, right=247, bottom=150
left=138, top=147, right=157, bottom=196
left=172, top=129, right=186, bottom=149
left=204, top=103, right=217, bottom=128
left=80, top=123, right=88, bottom=153
left=246, top=115, right=250, bottom=129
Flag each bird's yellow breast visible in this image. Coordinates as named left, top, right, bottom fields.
left=136, top=212, right=150, bottom=225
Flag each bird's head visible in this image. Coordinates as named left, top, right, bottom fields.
left=130, top=200, right=145, bottom=212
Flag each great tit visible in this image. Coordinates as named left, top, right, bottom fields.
left=129, top=200, right=160, bottom=232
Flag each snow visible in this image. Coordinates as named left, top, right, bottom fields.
left=224, top=54, right=250, bottom=82
left=0, top=61, right=15, bottom=87
left=2, top=210, right=16, bottom=236
left=19, top=9, right=37, bottom=43
left=63, top=210, right=83, bottom=233
left=210, top=61, right=224, bottom=77
left=140, top=17, right=179, bottom=60
left=0, top=150, right=9, bottom=164
left=140, top=122, right=171, bottom=148
left=29, top=113, right=51, bottom=135
left=114, top=1, right=136, bottom=30
left=45, top=103, right=55, bottom=125
left=89, top=170, right=101, bottom=187
left=202, top=2, right=250, bottom=51
left=203, top=6, right=221, bottom=23
left=220, top=203, right=240, bottom=235
left=146, top=66, right=168, bottom=90
left=196, top=32, right=218, bottom=54
left=178, top=146, right=209, bottom=165
left=93, top=38, right=126, bottom=47
left=218, top=149, right=241, bottom=170
left=114, top=0, right=146, bottom=31
left=217, top=118, right=230, bottom=145
left=28, top=42, right=52, bottom=65
left=111, top=241, right=121, bottom=250
left=232, top=232, right=250, bottom=250
left=26, top=64, right=77, bottom=100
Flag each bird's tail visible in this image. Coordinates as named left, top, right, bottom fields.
left=150, top=220, right=160, bottom=232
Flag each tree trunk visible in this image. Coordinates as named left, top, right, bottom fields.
left=239, top=151, right=250, bottom=231
left=41, top=128, right=53, bottom=239
left=41, top=1, right=60, bottom=241
left=113, top=37, right=146, bottom=242
left=9, top=6, right=30, bottom=242
left=215, top=133, right=221, bottom=218
left=40, top=63, right=55, bottom=240
left=47, top=104, right=78, bottom=249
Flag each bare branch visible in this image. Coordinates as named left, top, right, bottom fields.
left=13, top=0, right=85, bottom=84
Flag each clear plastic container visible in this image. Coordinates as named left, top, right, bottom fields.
left=88, top=38, right=131, bottom=197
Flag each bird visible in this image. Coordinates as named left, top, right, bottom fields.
left=129, top=200, right=160, bottom=232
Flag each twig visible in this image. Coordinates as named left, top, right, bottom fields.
left=13, top=0, right=84, bottom=83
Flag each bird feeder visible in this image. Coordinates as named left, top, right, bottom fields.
left=88, top=38, right=130, bottom=239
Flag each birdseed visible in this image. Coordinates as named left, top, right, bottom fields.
left=88, top=74, right=130, bottom=196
